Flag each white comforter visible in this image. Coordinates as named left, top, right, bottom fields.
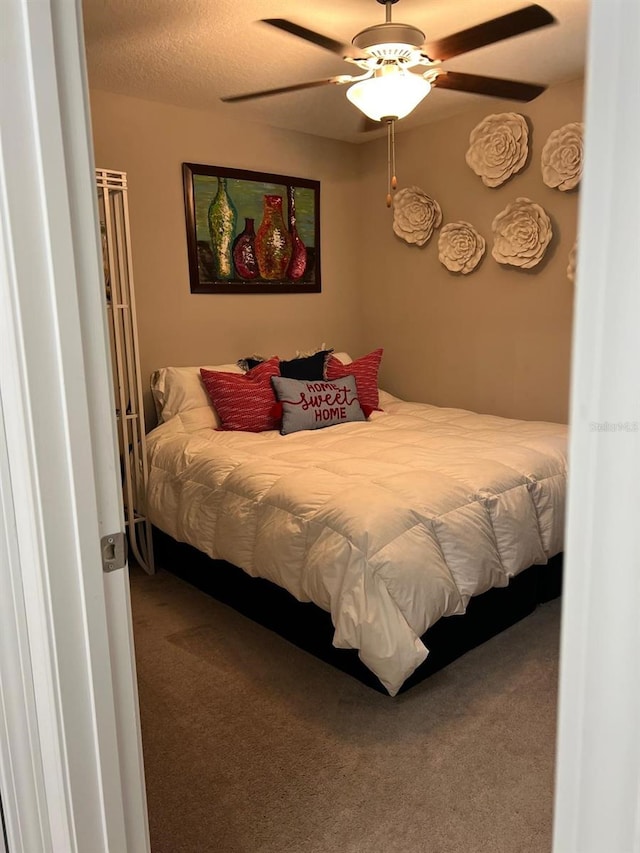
left=146, top=392, right=567, bottom=695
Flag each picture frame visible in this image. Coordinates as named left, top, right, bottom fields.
left=182, top=162, right=321, bottom=294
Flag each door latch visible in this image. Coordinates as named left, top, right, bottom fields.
left=101, top=531, right=127, bottom=572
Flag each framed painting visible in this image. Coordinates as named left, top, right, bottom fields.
left=182, top=163, right=321, bottom=294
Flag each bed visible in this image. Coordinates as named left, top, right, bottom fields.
left=146, top=352, right=567, bottom=696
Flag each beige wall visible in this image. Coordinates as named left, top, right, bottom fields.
left=89, top=90, right=365, bottom=424
left=358, top=77, right=584, bottom=423
left=90, top=78, right=583, bottom=426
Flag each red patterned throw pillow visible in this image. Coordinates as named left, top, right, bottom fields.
left=326, top=348, right=383, bottom=411
left=200, top=357, right=280, bottom=432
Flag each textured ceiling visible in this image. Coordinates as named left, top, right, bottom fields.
left=82, top=0, right=590, bottom=144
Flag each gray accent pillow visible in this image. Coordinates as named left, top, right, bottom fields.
left=271, top=374, right=366, bottom=436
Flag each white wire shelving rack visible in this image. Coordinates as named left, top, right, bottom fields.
left=97, top=168, right=154, bottom=574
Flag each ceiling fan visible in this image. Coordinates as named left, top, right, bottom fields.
left=222, top=1, right=556, bottom=121
left=222, top=1, right=555, bottom=205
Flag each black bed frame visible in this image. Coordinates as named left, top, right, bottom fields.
left=152, top=528, right=563, bottom=695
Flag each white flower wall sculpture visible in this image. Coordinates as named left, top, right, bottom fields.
left=465, top=113, right=529, bottom=188
left=491, top=197, right=553, bottom=269
left=541, top=122, right=584, bottom=191
left=393, top=186, right=442, bottom=246
left=438, top=221, right=486, bottom=274
left=567, top=240, right=577, bottom=283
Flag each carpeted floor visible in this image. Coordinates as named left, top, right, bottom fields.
left=129, top=565, right=561, bottom=853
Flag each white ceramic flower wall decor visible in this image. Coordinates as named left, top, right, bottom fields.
left=465, top=113, right=529, bottom=188
left=567, top=240, right=577, bottom=283
left=491, top=197, right=553, bottom=269
left=392, top=186, right=443, bottom=246
left=438, top=221, right=486, bottom=274
left=541, top=122, right=584, bottom=191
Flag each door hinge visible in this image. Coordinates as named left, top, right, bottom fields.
left=101, top=531, right=127, bottom=572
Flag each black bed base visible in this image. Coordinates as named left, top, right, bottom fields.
left=152, top=528, right=563, bottom=695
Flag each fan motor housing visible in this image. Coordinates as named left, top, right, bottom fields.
left=352, top=22, right=426, bottom=60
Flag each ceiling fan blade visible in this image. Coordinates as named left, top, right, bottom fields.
left=261, top=18, right=362, bottom=60
left=433, top=70, right=546, bottom=101
left=424, top=5, right=555, bottom=62
left=222, top=77, right=347, bottom=104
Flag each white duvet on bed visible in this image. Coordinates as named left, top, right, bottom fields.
left=145, top=391, right=567, bottom=695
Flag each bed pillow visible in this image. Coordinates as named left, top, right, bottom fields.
left=271, top=375, right=366, bottom=436
left=330, top=352, right=353, bottom=365
left=151, top=362, right=243, bottom=423
left=280, top=348, right=333, bottom=379
left=326, top=348, right=383, bottom=411
left=238, top=348, right=333, bottom=380
left=236, top=354, right=266, bottom=372
left=200, top=357, right=281, bottom=432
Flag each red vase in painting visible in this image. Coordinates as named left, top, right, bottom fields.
left=255, top=195, right=293, bottom=281
left=286, top=186, right=307, bottom=281
left=232, top=217, right=259, bottom=280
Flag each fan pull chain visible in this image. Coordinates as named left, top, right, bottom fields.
left=386, top=118, right=398, bottom=208
left=391, top=119, right=397, bottom=190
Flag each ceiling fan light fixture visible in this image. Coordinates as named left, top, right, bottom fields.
left=346, top=67, right=431, bottom=122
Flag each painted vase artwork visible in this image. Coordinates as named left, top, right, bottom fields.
left=207, top=177, right=237, bottom=280
left=183, top=163, right=320, bottom=293
left=232, top=217, right=259, bottom=280
left=255, top=194, right=293, bottom=280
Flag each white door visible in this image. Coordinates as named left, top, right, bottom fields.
left=0, top=0, right=149, bottom=851
left=552, top=1, right=640, bottom=851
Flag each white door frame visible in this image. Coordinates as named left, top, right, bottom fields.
left=0, top=0, right=149, bottom=851
left=553, top=1, right=640, bottom=851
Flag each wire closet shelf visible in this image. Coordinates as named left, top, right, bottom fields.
left=97, top=168, right=154, bottom=574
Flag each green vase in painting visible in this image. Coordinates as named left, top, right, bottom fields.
left=208, top=177, right=237, bottom=280
left=255, top=194, right=293, bottom=281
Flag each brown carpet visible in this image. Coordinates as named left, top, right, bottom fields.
left=129, top=565, right=560, bottom=853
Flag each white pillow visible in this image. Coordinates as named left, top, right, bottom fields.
left=150, top=363, right=242, bottom=423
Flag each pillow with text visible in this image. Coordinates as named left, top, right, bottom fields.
left=271, top=374, right=367, bottom=435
